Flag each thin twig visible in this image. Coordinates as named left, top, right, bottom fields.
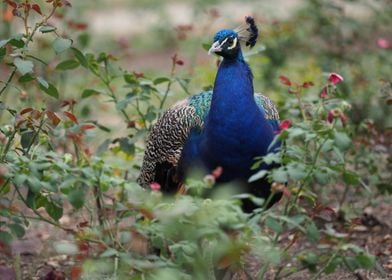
left=0, top=68, right=17, bottom=97
left=13, top=183, right=72, bottom=232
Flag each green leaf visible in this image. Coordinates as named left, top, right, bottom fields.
left=299, top=252, right=318, bottom=272
left=71, top=47, right=88, bottom=67
left=39, top=82, right=59, bottom=98
left=124, top=73, right=137, bottom=84
left=176, top=77, right=191, bottom=95
left=287, top=127, right=306, bottom=139
left=54, top=241, right=78, bottom=255
left=21, top=131, right=35, bottom=150
left=0, top=39, right=9, bottom=48
left=77, top=33, right=90, bottom=48
left=343, top=170, right=359, bottom=185
left=333, top=146, right=345, bottom=162
left=68, top=188, right=85, bottom=209
left=0, top=231, right=13, bottom=245
left=14, top=57, right=34, bottom=75
left=27, top=176, right=42, bottom=193
left=262, top=152, right=281, bottom=165
left=306, top=222, right=320, bottom=242
left=248, top=170, right=268, bottom=182
left=19, top=73, right=35, bottom=83
left=45, top=202, right=63, bottom=221
left=82, top=88, right=101, bottom=98
left=265, top=217, right=283, bottom=234
left=0, top=47, right=6, bottom=61
left=9, top=223, right=25, bottom=238
left=202, top=42, right=211, bottom=51
left=36, top=76, right=49, bottom=89
left=271, top=168, right=288, bottom=183
left=355, top=253, right=376, bottom=269
left=94, top=122, right=111, bottom=132
left=334, top=131, right=351, bottom=151
left=324, top=257, right=342, bottom=274
left=52, top=37, right=72, bottom=54
left=153, top=77, right=171, bottom=85
left=287, top=163, right=307, bottom=180
left=100, top=248, right=118, bottom=258
left=56, top=59, right=80, bottom=70
left=320, top=139, right=334, bottom=153
left=9, top=38, right=25, bottom=48
left=40, top=25, right=57, bottom=33
left=119, top=137, right=135, bottom=155
left=314, top=169, right=330, bottom=185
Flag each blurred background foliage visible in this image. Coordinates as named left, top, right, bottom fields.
left=0, top=0, right=391, bottom=278
left=1, top=0, right=391, bottom=129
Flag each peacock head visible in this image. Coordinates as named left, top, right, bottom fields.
left=208, top=16, right=258, bottom=60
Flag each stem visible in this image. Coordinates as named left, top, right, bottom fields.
left=23, top=1, right=30, bottom=38
left=309, top=250, right=339, bottom=280
left=1, top=130, right=17, bottom=162
left=158, top=63, right=176, bottom=111
left=259, top=134, right=329, bottom=279
left=0, top=68, right=17, bottom=97
left=131, top=100, right=146, bottom=129
left=94, top=185, right=104, bottom=227
left=0, top=178, right=10, bottom=194
left=295, top=91, right=307, bottom=121
left=339, top=184, right=350, bottom=208
left=291, top=136, right=330, bottom=208
left=13, top=253, right=22, bottom=280
left=23, top=118, right=46, bottom=157
left=0, top=4, right=58, bottom=98
left=13, top=183, right=72, bottom=232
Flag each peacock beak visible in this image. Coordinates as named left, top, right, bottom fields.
left=208, top=40, right=223, bottom=55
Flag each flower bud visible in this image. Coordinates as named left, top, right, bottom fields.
left=271, top=182, right=286, bottom=193
left=328, top=73, right=344, bottom=85
left=150, top=182, right=161, bottom=191
left=279, top=119, right=292, bottom=131
left=211, top=166, right=223, bottom=179
left=203, top=174, right=215, bottom=187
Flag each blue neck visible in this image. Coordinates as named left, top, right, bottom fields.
left=209, top=56, right=257, bottom=122
left=201, top=55, right=275, bottom=179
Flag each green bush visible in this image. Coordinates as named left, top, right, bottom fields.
left=0, top=0, right=390, bottom=279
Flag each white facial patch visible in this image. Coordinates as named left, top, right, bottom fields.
left=227, top=37, right=238, bottom=50
left=208, top=41, right=222, bottom=55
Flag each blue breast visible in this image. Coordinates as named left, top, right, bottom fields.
left=182, top=58, right=278, bottom=183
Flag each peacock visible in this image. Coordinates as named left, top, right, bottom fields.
left=137, top=16, right=282, bottom=213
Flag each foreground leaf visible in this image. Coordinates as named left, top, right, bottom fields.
left=53, top=37, right=72, bottom=54
left=14, top=58, right=34, bottom=75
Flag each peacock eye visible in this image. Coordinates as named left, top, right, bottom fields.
left=227, top=37, right=238, bottom=50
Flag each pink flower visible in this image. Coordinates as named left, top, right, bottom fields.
left=279, top=75, right=292, bottom=86
left=150, top=182, right=161, bottom=191
left=328, top=73, right=344, bottom=85
left=279, top=119, right=292, bottom=131
left=327, top=111, right=335, bottom=124
left=377, top=38, right=390, bottom=49
left=211, top=166, right=223, bottom=179
left=327, top=109, right=347, bottom=125
left=339, top=113, right=347, bottom=126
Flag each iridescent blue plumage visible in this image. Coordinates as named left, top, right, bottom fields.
left=179, top=18, right=281, bottom=212
left=138, top=17, right=282, bottom=212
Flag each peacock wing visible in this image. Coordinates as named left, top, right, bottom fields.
left=137, top=91, right=212, bottom=189
left=137, top=91, right=279, bottom=189
left=254, top=92, right=280, bottom=132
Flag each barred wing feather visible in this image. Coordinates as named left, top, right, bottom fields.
left=137, top=90, right=279, bottom=189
